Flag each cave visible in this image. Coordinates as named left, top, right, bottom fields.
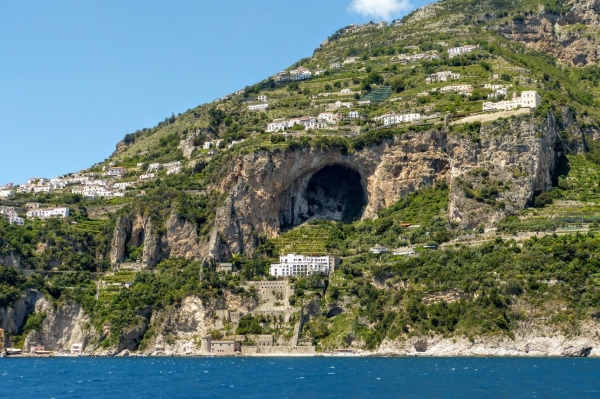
left=280, top=165, right=367, bottom=229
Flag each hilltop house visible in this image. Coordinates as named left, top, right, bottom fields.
left=257, top=95, right=268, bottom=101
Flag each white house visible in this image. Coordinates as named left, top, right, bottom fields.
left=329, top=62, right=341, bottom=69
left=483, top=91, right=541, bottom=112
left=248, top=103, right=269, bottom=111
left=349, top=111, right=360, bottom=119
left=0, top=189, right=15, bottom=198
left=202, top=142, right=212, bottom=150
left=139, top=173, right=156, bottom=182
left=147, top=163, right=161, bottom=172
left=425, top=71, right=461, bottom=84
left=257, top=95, right=268, bottom=101
left=106, top=167, right=126, bottom=177
left=448, top=45, right=478, bottom=58
left=0, top=206, right=24, bottom=225
left=7, top=213, right=24, bottom=225
left=314, top=69, right=327, bottom=75
left=33, top=185, right=53, bottom=194
left=343, top=57, right=358, bottom=64
left=440, top=84, right=473, bottom=94
left=378, top=112, right=421, bottom=126
left=27, top=207, right=69, bottom=219
left=166, top=166, right=181, bottom=175
left=340, top=88, right=352, bottom=94
left=269, top=254, right=336, bottom=277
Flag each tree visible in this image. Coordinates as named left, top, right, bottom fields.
left=389, top=76, right=405, bottom=93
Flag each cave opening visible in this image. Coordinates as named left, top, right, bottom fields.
left=304, top=165, right=366, bottom=224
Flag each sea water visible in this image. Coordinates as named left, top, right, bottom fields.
left=1, top=357, right=599, bottom=398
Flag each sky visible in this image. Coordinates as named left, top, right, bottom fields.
left=0, top=0, right=432, bottom=185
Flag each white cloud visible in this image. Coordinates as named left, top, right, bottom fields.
left=349, top=0, right=412, bottom=20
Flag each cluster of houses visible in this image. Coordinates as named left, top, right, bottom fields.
left=274, top=67, right=312, bottom=83
left=483, top=90, right=541, bottom=112
left=0, top=204, right=69, bottom=225
left=138, top=161, right=182, bottom=182
left=269, top=254, right=337, bottom=277
left=267, top=110, right=359, bottom=132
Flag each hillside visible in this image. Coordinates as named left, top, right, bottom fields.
left=3, top=0, right=600, bottom=357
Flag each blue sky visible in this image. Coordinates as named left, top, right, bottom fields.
left=0, top=0, right=431, bottom=184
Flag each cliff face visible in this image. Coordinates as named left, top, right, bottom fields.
left=210, top=130, right=450, bottom=258
left=448, top=113, right=562, bottom=228
left=110, top=212, right=212, bottom=269
left=25, top=297, right=97, bottom=353
left=208, top=115, right=561, bottom=257
left=491, top=0, right=600, bottom=66
left=377, top=320, right=599, bottom=357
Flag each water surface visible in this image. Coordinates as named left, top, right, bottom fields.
left=1, top=357, right=598, bottom=398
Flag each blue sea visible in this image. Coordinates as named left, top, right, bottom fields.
left=1, top=357, right=599, bottom=398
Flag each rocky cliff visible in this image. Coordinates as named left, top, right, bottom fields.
left=491, top=0, right=600, bottom=66
left=207, top=114, right=561, bottom=257
left=377, top=320, right=599, bottom=357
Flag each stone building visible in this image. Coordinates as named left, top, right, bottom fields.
left=211, top=340, right=241, bottom=355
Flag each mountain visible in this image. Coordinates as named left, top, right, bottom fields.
left=2, top=0, right=600, bottom=357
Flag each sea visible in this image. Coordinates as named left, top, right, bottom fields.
left=1, top=357, right=599, bottom=398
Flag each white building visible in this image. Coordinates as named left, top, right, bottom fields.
left=269, top=254, right=336, bottom=277
left=7, top=213, right=24, bottom=225
left=340, top=88, right=352, bottom=94
left=202, top=142, right=213, bottom=150
left=147, top=163, right=161, bottom=172
left=482, top=91, right=541, bottom=112
left=329, top=62, right=341, bottom=69
left=248, top=103, right=269, bottom=111
left=343, top=57, right=358, bottom=64
left=0, top=189, right=15, bottom=198
left=335, top=101, right=352, bottom=109
left=33, top=185, right=53, bottom=194
left=0, top=206, right=24, bottom=225
left=257, top=95, right=268, bottom=101
left=425, top=71, right=461, bottom=84
left=113, top=182, right=135, bottom=190
left=106, top=167, right=126, bottom=177
left=349, top=111, right=360, bottom=119
left=440, top=84, right=473, bottom=94
left=378, top=112, right=421, bottom=126
left=448, top=45, right=478, bottom=58
left=139, top=173, right=156, bottom=182
left=27, top=207, right=69, bottom=219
